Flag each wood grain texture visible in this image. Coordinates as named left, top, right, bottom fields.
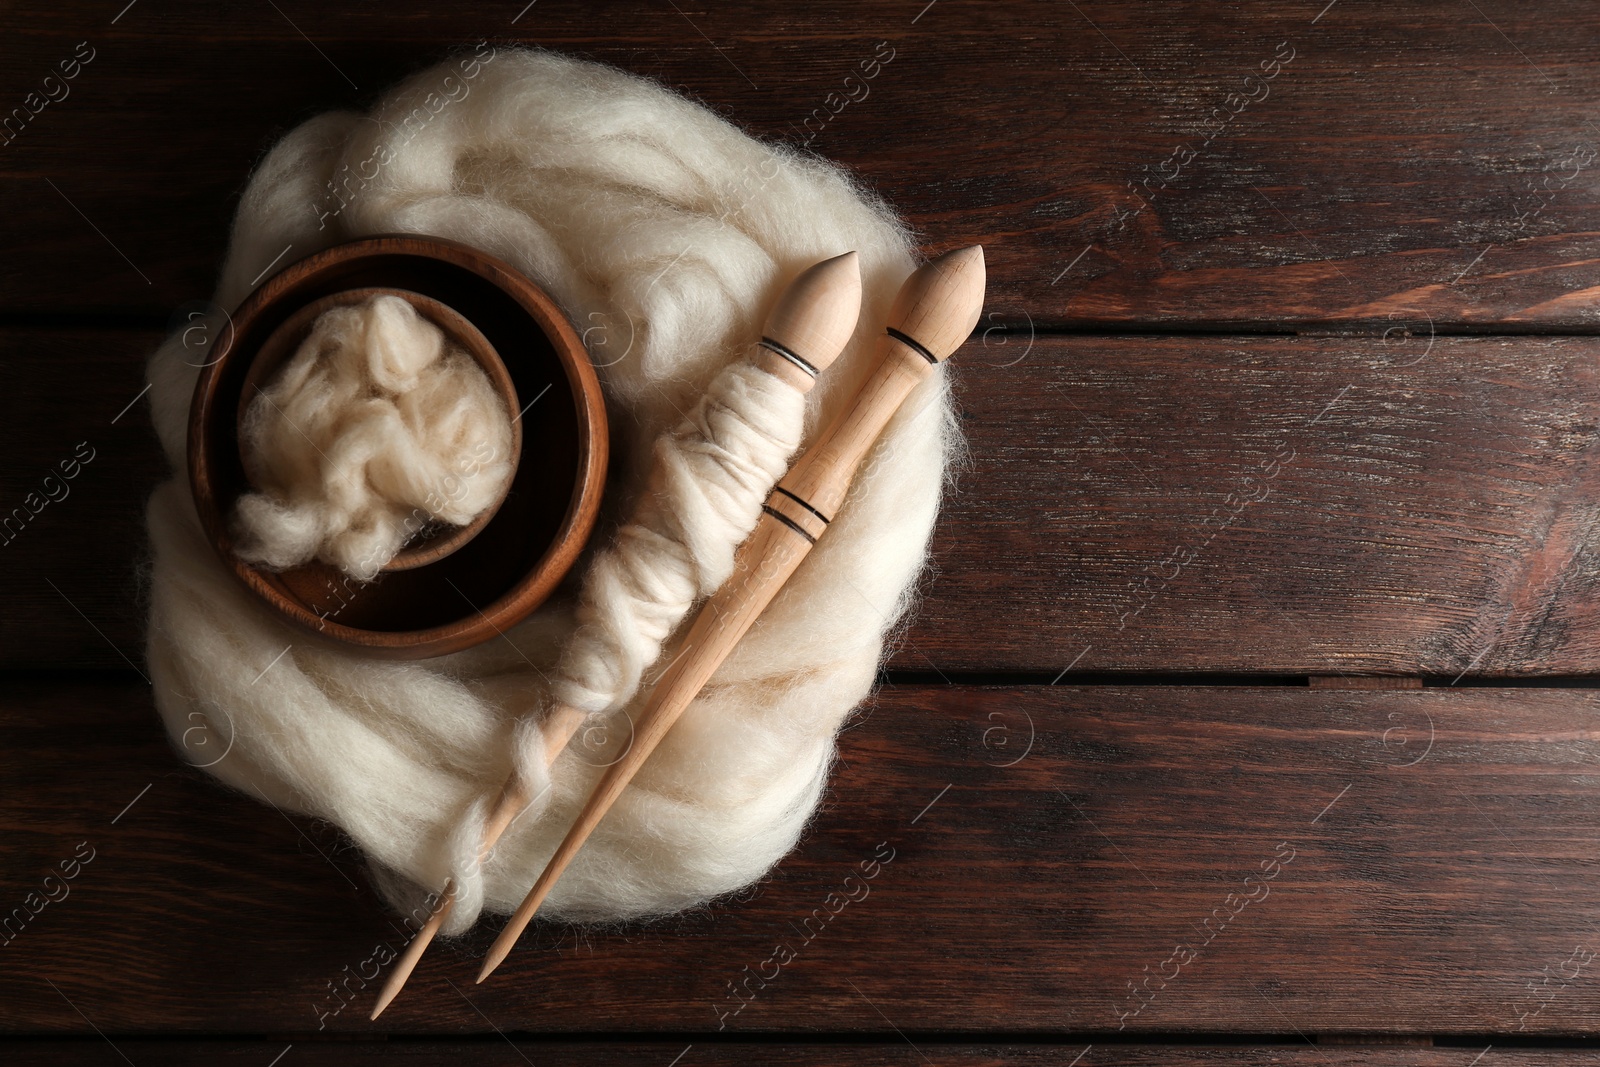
left=5, top=1, right=1600, bottom=326
left=7, top=0, right=1600, bottom=1052
left=4, top=678, right=1599, bottom=1036
left=916, top=333, right=1600, bottom=676
left=14, top=330, right=1600, bottom=677
left=2, top=1041, right=1596, bottom=1066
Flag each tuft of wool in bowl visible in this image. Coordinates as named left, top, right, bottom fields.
left=143, top=46, right=956, bottom=934
left=231, top=292, right=517, bottom=580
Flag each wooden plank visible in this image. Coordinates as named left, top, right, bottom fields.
left=0, top=328, right=164, bottom=669
left=1, top=1041, right=1595, bottom=1066
left=916, top=333, right=1600, bottom=676
left=14, top=330, right=1600, bottom=677
left=3, top=679, right=1598, bottom=1035
left=5, top=1, right=1600, bottom=325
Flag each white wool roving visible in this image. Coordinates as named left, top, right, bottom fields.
left=143, top=47, right=955, bottom=935
left=232, top=293, right=516, bottom=580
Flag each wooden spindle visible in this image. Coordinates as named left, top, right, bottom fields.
left=370, top=250, right=863, bottom=1017
left=477, top=245, right=985, bottom=982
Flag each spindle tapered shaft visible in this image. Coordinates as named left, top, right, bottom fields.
left=478, top=245, right=985, bottom=982
left=370, top=251, right=863, bottom=1017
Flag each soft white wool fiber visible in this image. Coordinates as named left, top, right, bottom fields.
left=553, top=358, right=804, bottom=718
left=232, top=293, right=516, bottom=580
left=144, top=47, right=954, bottom=935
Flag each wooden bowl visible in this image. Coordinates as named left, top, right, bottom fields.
left=237, top=287, right=522, bottom=572
left=189, top=235, right=609, bottom=659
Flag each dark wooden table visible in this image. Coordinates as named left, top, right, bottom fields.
left=7, top=1, right=1600, bottom=1062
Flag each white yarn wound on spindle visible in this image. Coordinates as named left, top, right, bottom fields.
left=553, top=360, right=804, bottom=717
left=231, top=293, right=516, bottom=580
left=143, top=47, right=954, bottom=936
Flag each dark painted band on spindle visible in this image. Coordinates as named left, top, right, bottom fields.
left=885, top=326, right=939, bottom=365
left=775, top=486, right=831, bottom=525
left=758, top=337, right=819, bottom=378
left=762, top=504, right=817, bottom=543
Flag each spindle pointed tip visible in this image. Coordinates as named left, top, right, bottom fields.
left=763, top=251, right=864, bottom=377
left=370, top=966, right=408, bottom=1019
left=933, top=244, right=984, bottom=271
left=477, top=940, right=512, bottom=983
left=886, top=245, right=987, bottom=363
